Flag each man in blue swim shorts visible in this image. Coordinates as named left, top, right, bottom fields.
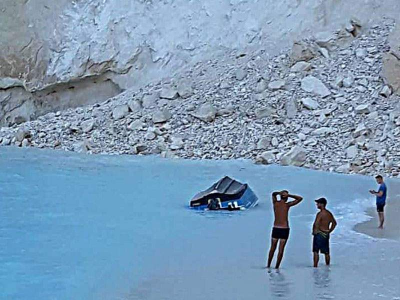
left=312, top=198, right=337, bottom=268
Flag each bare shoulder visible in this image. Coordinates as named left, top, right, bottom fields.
left=326, top=209, right=335, bottom=219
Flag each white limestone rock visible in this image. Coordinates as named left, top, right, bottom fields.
left=268, top=80, right=286, bottom=91
left=280, top=146, right=307, bottom=167
left=346, top=145, right=358, bottom=159
left=300, top=98, right=319, bottom=110
left=301, top=76, right=331, bottom=98
left=355, top=104, right=370, bottom=114
left=152, top=109, right=172, bottom=124
left=112, top=105, right=130, bottom=120
left=191, top=103, right=217, bottom=122
left=160, top=86, right=179, bottom=100
left=290, top=61, right=312, bottom=72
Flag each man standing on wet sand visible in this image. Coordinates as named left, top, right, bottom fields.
left=369, top=175, right=387, bottom=229
left=312, top=198, right=337, bottom=268
left=266, top=190, right=303, bottom=269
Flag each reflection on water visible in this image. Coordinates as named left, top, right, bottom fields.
left=313, top=268, right=334, bottom=299
left=268, top=270, right=292, bottom=299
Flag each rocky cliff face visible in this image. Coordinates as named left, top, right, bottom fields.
left=1, top=0, right=400, bottom=126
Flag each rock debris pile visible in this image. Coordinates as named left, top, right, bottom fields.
left=1, top=20, right=400, bottom=176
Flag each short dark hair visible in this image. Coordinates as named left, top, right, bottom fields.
left=375, top=175, right=383, bottom=180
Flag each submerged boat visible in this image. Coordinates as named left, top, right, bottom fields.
left=189, top=176, right=258, bottom=210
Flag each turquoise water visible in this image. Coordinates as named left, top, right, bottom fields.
left=0, top=148, right=399, bottom=299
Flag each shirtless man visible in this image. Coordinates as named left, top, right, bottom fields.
left=312, top=198, right=337, bottom=268
left=266, top=190, right=303, bottom=269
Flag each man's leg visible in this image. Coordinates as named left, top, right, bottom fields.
left=324, top=253, right=330, bottom=266
left=267, top=238, right=279, bottom=268
left=275, top=239, right=288, bottom=269
left=313, top=252, right=319, bottom=268
left=378, top=211, right=385, bottom=228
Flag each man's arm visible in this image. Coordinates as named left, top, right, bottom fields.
left=272, top=191, right=280, bottom=204
left=287, top=194, right=303, bottom=207
left=369, top=189, right=383, bottom=197
left=328, top=213, right=337, bottom=233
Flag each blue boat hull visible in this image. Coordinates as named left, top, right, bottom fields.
left=190, top=187, right=258, bottom=210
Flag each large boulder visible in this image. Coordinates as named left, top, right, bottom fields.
left=280, top=146, right=307, bottom=167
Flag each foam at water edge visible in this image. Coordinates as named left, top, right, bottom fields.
left=333, top=197, right=374, bottom=241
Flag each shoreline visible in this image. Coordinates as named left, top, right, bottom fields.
left=354, top=179, right=400, bottom=241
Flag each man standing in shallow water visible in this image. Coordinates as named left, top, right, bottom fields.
left=369, top=175, right=387, bottom=229
left=267, top=190, right=303, bottom=269
left=312, top=198, right=337, bottom=268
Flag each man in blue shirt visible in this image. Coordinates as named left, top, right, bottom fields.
left=369, top=175, right=387, bottom=229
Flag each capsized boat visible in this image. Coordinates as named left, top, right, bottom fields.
left=189, top=176, right=258, bottom=210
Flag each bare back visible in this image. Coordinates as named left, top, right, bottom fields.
left=315, top=209, right=336, bottom=233
left=273, top=201, right=291, bottom=228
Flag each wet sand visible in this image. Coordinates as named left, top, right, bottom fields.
left=354, top=179, right=400, bottom=241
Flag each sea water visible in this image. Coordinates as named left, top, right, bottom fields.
left=0, top=148, right=399, bottom=300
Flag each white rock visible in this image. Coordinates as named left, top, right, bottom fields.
left=128, top=100, right=142, bottom=113
left=343, top=74, right=355, bottom=88
left=346, top=145, right=358, bottom=159
left=255, top=80, right=268, bottom=93
left=152, top=109, right=172, bottom=124
left=301, top=76, right=331, bottom=98
left=268, top=80, right=286, bottom=91
left=1, top=138, right=11, bottom=146
left=170, top=136, right=184, bottom=150
left=112, top=105, right=130, bottom=120
left=142, top=94, right=158, bottom=108
left=191, top=103, right=217, bottom=122
left=286, top=98, right=297, bottom=118
left=336, top=164, right=350, bottom=173
left=257, top=137, right=271, bottom=150
left=304, top=138, right=318, bottom=146
left=145, top=131, right=157, bottom=141
left=313, top=127, right=334, bottom=135
left=290, top=61, right=312, bottom=72
left=355, top=48, right=367, bottom=59
left=271, top=137, right=279, bottom=147
left=353, top=123, right=369, bottom=138
left=297, top=133, right=307, bottom=141
left=258, top=151, right=275, bottom=164
left=160, top=86, right=179, bottom=100
left=300, top=98, right=319, bottom=110
left=177, top=81, right=193, bottom=99
left=280, top=146, right=307, bottom=167
left=128, top=120, right=145, bottom=131
left=355, top=104, right=370, bottom=114
left=380, top=85, right=392, bottom=98
left=255, top=107, right=274, bottom=119
left=235, top=69, right=247, bottom=81
left=81, top=119, right=95, bottom=133
left=15, top=127, right=31, bottom=142
left=21, top=138, right=30, bottom=147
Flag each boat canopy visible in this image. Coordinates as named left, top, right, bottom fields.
left=190, top=176, right=247, bottom=207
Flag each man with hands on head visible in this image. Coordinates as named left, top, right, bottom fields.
left=267, top=190, right=303, bottom=269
